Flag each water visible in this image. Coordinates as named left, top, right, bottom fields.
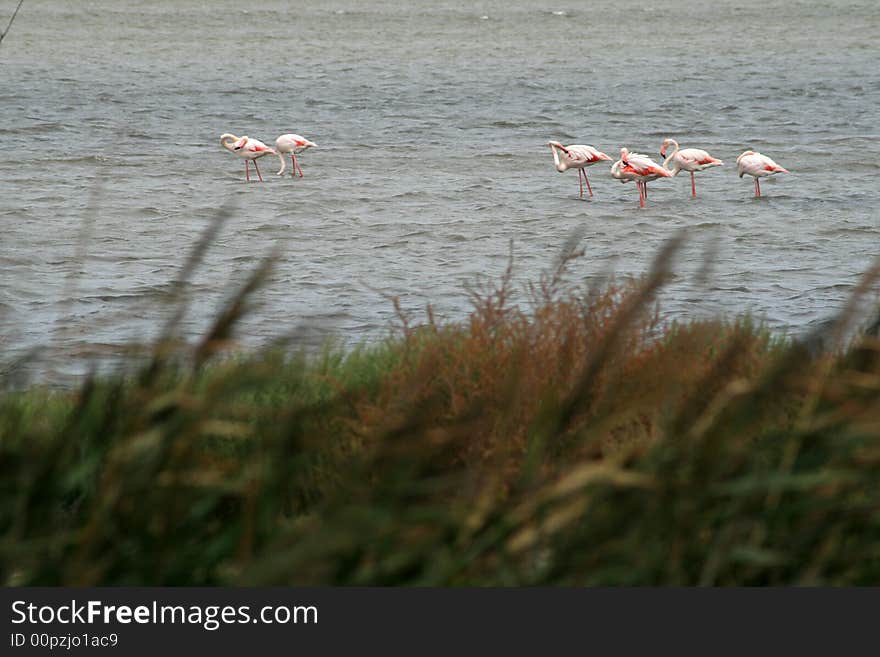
left=2, top=0, right=879, bottom=381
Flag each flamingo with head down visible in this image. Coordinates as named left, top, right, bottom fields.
left=275, top=133, right=317, bottom=177
left=659, top=138, right=723, bottom=198
left=548, top=141, right=612, bottom=198
left=736, top=150, right=789, bottom=197
left=611, top=155, right=640, bottom=185
left=612, top=148, right=673, bottom=208
left=220, top=133, right=282, bottom=182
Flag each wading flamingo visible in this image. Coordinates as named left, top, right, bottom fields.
left=614, top=148, right=672, bottom=208
left=548, top=141, right=612, bottom=198
left=736, top=150, right=789, bottom=197
left=660, top=138, right=723, bottom=198
left=220, top=133, right=281, bottom=182
left=275, top=133, right=317, bottom=177
left=611, top=157, right=640, bottom=184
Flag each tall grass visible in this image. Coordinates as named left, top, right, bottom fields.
left=2, top=224, right=879, bottom=585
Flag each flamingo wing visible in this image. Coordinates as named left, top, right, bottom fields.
left=623, top=152, right=669, bottom=177
left=567, top=145, right=608, bottom=163
left=247, top=139, right=274, bottom=154
left=678, top=148, right=722, bottom=168
left=738, top=152, right=787, bottom=177
left=277, top=134, right=301, bottom=149
left=758, top=153, right=787, bottom=173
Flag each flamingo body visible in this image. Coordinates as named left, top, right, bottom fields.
left=610, top=158, right=640, bottom=184
left=220, top=133, right=282, bottom=182
left=736, top=150, right=789, bottom=197
left=616, top=148, right=673, bottom=208
left=548, top=140, right=612, bottom=198
left=275, top=133, right=317, bottom=177
left=660, top=138, right=723, bottom=198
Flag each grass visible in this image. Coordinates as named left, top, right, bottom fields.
left=1, top=224, right=880, bottom=586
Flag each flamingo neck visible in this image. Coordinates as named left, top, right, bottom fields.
left=220, top=133, right=239, bottom=152
left=662, top=140, right=680, bottom=172
left=549, top=144, right=566, bottom=172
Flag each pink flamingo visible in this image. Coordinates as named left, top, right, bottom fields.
left=660, top=138, right=723, bottom=198
left=220, top=133, right=281, bottom=182
left=275, top=133, right=317, bottom=177
left=736, top=150, right=789, bottom=197
left=611, top=155, right=640, bottom=185
left=613, top=148, right=673, bottom=208
left=548, top=141, right=612, bottom=198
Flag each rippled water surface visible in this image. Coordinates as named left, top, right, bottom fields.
left=2, top=0, right=879, bottom=380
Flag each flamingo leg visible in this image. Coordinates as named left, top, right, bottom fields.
left=638, top=181, right=646, bottom=208
left=289, top=154, right=296, bottom=178
left=293, top=153, right=304, bottom=177
left=755, top=177, right=761, bottom=197
left=584, top=170, right=593, bottom=197
left=578, top=169, right=584, bottom=198
left=691, top=172, right=696, bottom=198
left=245, top=160, right=250, bottom=182
left=254, top=159, right=264, bottom=182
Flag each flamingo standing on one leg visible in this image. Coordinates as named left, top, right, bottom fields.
left=660, top=138, right=723, bottom=198
left=220, top=133, right=283, bottom=182
left=275, top=133, right=317, bottom=177
left=736, top=150, right=789, bottom=197
left=548, top=141, right=612, bottom=198
left=615, top=148, right=673, bottom=208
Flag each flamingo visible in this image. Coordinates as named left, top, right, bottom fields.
left=611, top=156, right=640, bottom=185
left=275, top=133, right=317, bottom=177
left=613, top=148, right=673, bottom=208
left=736, top=150, right=789, bottom=197
left=548, top=141, right=612, bottom=198
left=659, top=138, right=723, bottom=198
left=220, top=133, right=282, bottom=182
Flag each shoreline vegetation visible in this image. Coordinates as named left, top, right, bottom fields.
left=2, top=222, right=880, bottom=586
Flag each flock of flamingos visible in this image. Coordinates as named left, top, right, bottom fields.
left=220, top=132, right=789, bottom=207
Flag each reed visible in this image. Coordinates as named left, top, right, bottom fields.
left=1, top=225, right=879, bottom=586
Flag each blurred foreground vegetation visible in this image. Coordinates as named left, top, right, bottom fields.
left=2, top=229, right=880, bottom=585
